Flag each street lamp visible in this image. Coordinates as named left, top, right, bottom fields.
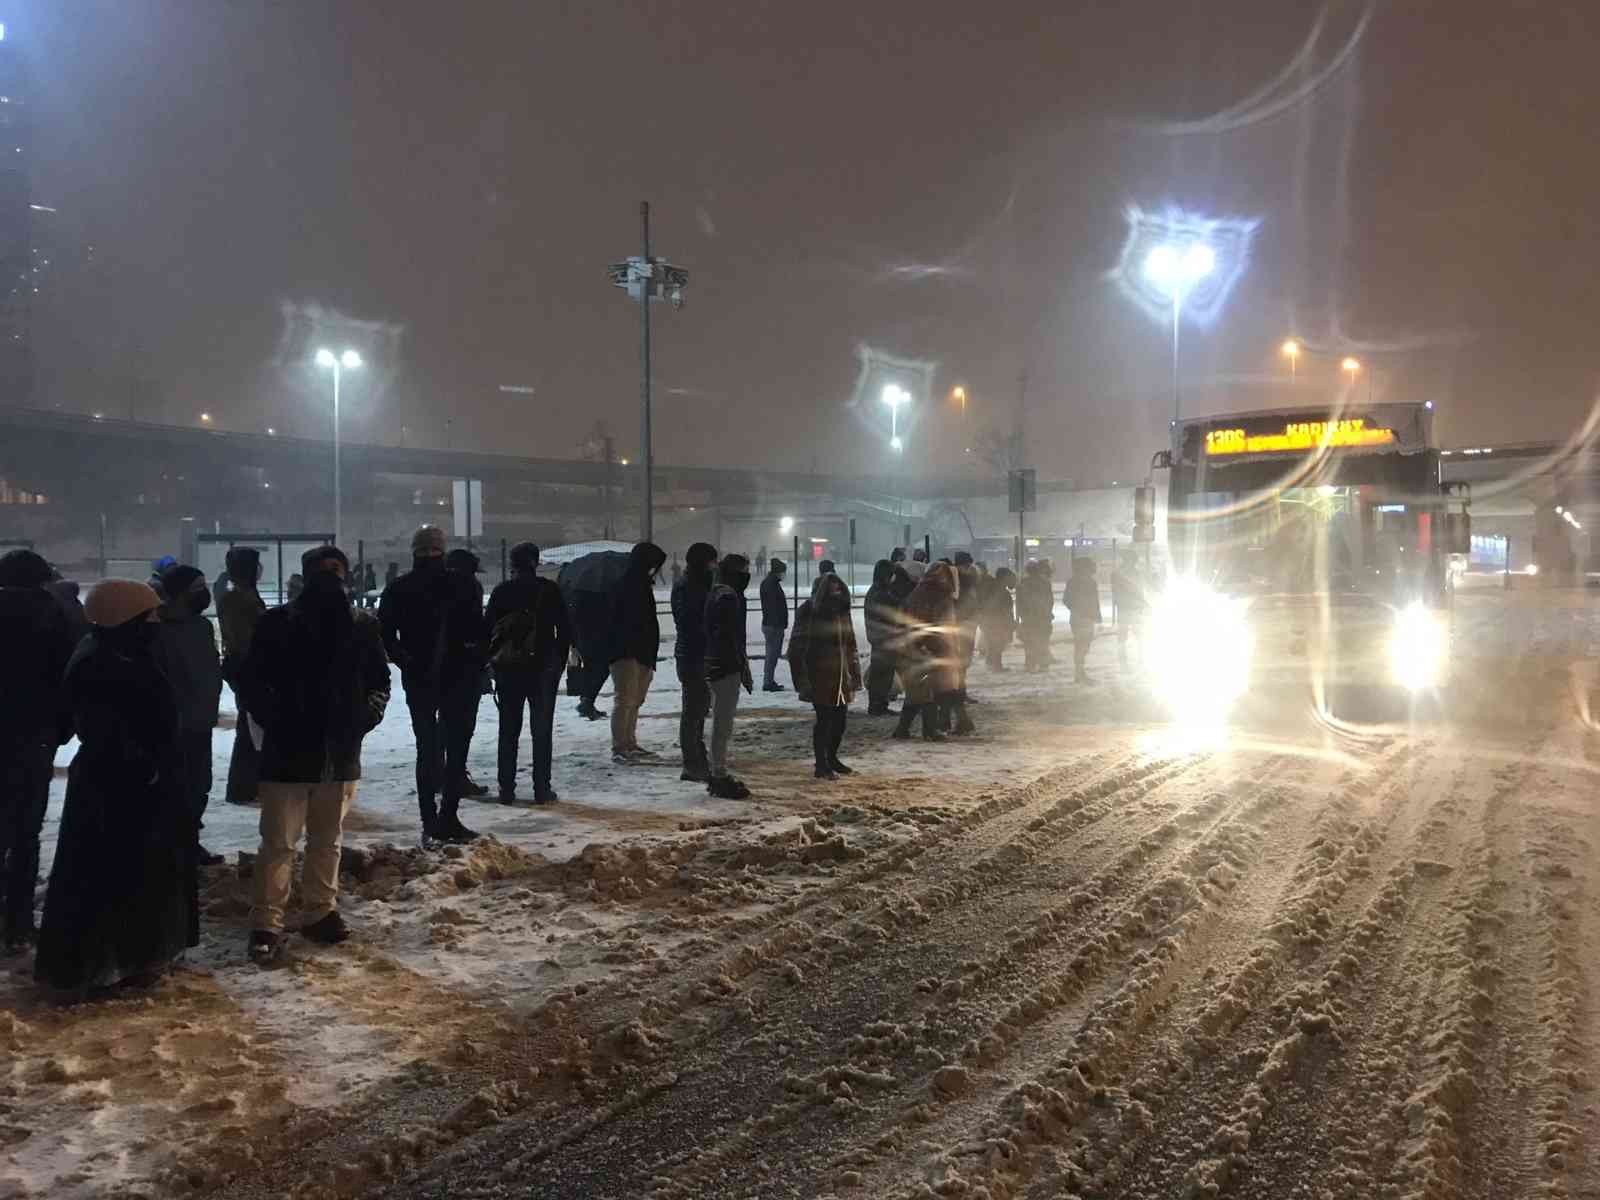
left=1281, top=339, right=1300, bottom=383
left=779, top=515, right=795, bottom=534
left=608, top=201, right=689, bottom=544
left=199, top=411, right=213, bottom=424
left=1143, top=241, right=1216, bottom=424
left=315, top=347, right=363, bottom=549
left=882, top=384, right=910, bottom=453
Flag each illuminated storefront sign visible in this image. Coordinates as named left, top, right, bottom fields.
left=1205, top=418, right=1397, bottom=456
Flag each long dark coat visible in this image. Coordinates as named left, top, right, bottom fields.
left=35, top=624, right=199, bottom=992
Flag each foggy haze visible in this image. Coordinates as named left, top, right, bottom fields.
left=14, top=0, right=1600, bottom=480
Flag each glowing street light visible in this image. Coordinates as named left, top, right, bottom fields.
left=1340, top=355, right=1361, bottom=374
left=1281, top=338, right=1301, bottom=383
left=1143, top=241, right=1215, bottom=423
left=952, top=385, right=967, bottom=414
left=199, top=411, right=213, bottom=424
left=315, top=347, right=363, bottom=548
left=882, top=384, right=910, bottom=453
left=779, top=515, right=795, bottom=534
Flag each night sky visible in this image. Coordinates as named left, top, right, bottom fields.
left=14, top=0, right=1600, bottom=480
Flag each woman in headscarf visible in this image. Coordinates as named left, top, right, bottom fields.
left=35, top=580, right=199, bottom=996
left=892, top=563, right=974, bottom=741
left=787, top=573, right=863, bottom=778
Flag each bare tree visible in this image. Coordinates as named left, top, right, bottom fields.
left=972, top=424, right=1025, bottom=476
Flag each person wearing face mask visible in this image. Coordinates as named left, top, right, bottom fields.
left=788, top=572, right=863, bottom=779
left=239, top=546, right=390, bottom=965
left=153, top=564, right=225, bottom=867
left=670, top=542, right=718, bottom=783
left=35, top=580, right=198, bottom=995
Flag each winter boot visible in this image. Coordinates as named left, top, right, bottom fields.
left=814, top=764, right=836, bottom=780
left=247, top=930, right=285, bottom=966
left=829, top=760, right=854, bottom=775
left=892, top=708, right=917, bottom=739
left=301, top=911, right=351, bottom=945
left=533, top=788, right=559, bottom=806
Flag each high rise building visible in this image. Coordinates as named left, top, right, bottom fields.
left=0, top=21, right=33, bottom=405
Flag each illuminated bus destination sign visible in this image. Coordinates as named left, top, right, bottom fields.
left=1205, top=418, right=1397, bottom=456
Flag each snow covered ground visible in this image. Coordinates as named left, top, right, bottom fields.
left=3, top=590, right=1598, bottom=1199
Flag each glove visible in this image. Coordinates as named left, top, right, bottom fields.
left=741, top=664, right=754, bottom=695
left=366, top=690, right=389, bottom=723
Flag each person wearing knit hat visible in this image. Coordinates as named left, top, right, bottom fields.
left=35, top=579, right=199, bottom=993
left=0, top=549, right=76, bottom=952
left=379, top=525, right=487, bottom=844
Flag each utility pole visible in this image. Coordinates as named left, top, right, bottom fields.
left=609, top=204, right=689, bottom=547
left=638, top=202, right=652, bottom=543
left=1014, top=370, right=1029, bottom=471
left=603, top=434, right=616, bottom=539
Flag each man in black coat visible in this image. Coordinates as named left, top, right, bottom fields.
left=606, top=541, right=667, bottom=762
left=670, top=542, right=718, bottom=782
left=863, top=559, right=901, bottom=716
left=153, top=564, right=224, bottom=866
left=704, top=554, right=755, bottom=798
left=239, top=546, right=389, bottom=964
left=484, top=542, right=571, bottom=804
left=759, top=558, right=789, bottom=692
left=445, top=547, right=491, bottom=799
left=378, top=525, right=486, bottom=844
left=0, top=550, right=73, bottom=953
left=218, top=546, right=266, bottom=807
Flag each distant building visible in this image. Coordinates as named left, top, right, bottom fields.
left=0, top=23, right=32, bottom=405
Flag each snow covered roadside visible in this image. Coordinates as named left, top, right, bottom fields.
left=1, top=607, right=1119, bottom=1200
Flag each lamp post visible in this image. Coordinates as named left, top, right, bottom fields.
left=882, top=384, right=909, bottom=452
left=1143, top=242, right=1215, bottom=425
left=315, top=347, right=363, bottom=549
left=1341, top=355, right=1372, bottom=403
left=608, top=203, right=689, bottom=543
left=1281, top=338, right=1300, bottom=384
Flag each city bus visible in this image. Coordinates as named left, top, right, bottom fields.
left=1143, top=402, right=1466, bottom=719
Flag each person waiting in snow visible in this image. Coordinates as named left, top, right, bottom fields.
left=152, top=563, right=225, bottom=867
left=704, top=554, right=755, bottom=798
left=238, top=546, right=390, bottom=964
left=863, top=559, right=901, bottom=716
left=1063, top=557, right=1103, bottom=684
left=671, top=542, right=718, bottom=783
left=35, top=580, right=198, bottom=995
left=605, top=541, right=668, bottom=763
left=0, top=550, right=74, bottom=955
left=980, top=567, right=1018, bottom=672
left=788, top=572, right=862, bottom=779
left=484, top=542, right=571, bottom=805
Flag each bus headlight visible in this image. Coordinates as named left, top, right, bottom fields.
left=1390, top=601, right=1448, bottom=691
left=1146, top=577, right=1253, bottom=720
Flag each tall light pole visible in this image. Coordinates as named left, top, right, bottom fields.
left=1143, top=241, right=1215, bottom=425
left=1281, top=338, right=1300, bottom=384
left=882, top=384, right=909, bottom=452
left=1341, top=356, right=1372, bottom=404
left=315, top=347, right=362, bottom=548
left=609, top=203, right=689, bottom=544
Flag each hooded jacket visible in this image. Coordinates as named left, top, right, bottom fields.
left=863, top=560, right=901, bottom=652
left=379, top=557, right=487, bottom=688
left=1064, top=562, right=1103, bottom=627
left=239, top=591, right=391, bottom=783
left=759, top=567, right=789, bottom=629
left=153, top=592, right=223, bottom=737
left=788, top=575, right=862, bottom=705
left=608, top=541, right=667, bottom=667
left=1015, top=565, right=1055, bottom=631
left=901, top=562, right=961, bottom=699
left=981, top=569, right=1018, bottom=638
left=0, top=555, right=74, bottom=742
left=484, top=570, right=572, bottom=673
left=671, top=543, right=718, bottom=664
left=704, top=556, right=753, bottom=683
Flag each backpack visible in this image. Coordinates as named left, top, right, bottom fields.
left=490, top=606, right=540, bottom=668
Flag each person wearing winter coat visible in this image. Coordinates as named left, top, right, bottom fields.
left=35, top=579, right=198, bottom=994
left=1064, top=558, right=1103, bottom=683
left=952, top=552, right=982, bottom=693
left=378, top=525, right=487, bottom=844
left=0, top=550, right=74, bottom=953
left=980, top=567, right=1018, bottom=672
left=606, top=541, right=668, bottom=762
left=863, top=559, right=902, bottom=716
left=759, top=558, right=789, bottom=691
left=670, top=542, right=718, bottom=782
left=445, top=548, right=491, bottom=799
left=238, top=546, right=390, bottom=964
left=153, top=564, right=225, bottom=867
left=1111, top=558, right=1149, bottom=667
left=892, top=563, right=973, bottom=740
left=485, top=542, right=572, bottom=804
left=703, top=554, right=755, bottom=798
left=218, top=546, right=267, bottom=807
left=1015, top=560, right=1055, bottom=673
left=788, top=573, right=863, bottom=779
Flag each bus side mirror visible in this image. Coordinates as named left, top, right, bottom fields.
left=1133, top=485, right=1155, bottom=544
left=1444, top=511, right=1471, bottom=556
